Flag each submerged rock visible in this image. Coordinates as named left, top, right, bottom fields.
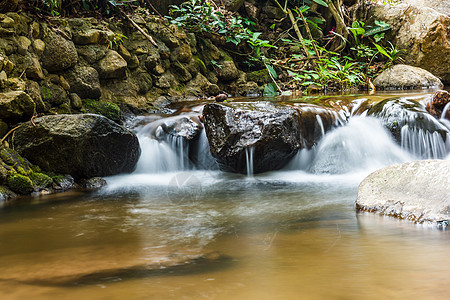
left=356, top=160, right=450, bottom=227
left=202, top=102, right=302, bottom=174
left=12, top=114, right=140, bottom=179
left=373, top=64, right=443, bottom=90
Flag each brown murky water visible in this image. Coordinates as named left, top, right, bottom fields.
left=0, top=172, right=449, bottom=300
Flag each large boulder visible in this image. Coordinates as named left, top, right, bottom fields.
left=42, top=29, right=78, bottom=72
left=202, top=102, right=302, bottom=174
left=373, top=64, right=443, bottom=90
left=369, top=3, right=450, bottom=83
left=356, top=160, right=450, bottom=227
left=12, top=114, right=140, bottom=179
left=65, top=66, right=101, bottom=99
left=0, top=91, right=35, bottom=120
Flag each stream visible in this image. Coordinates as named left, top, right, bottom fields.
left=0, top=91, right=449, bottom=299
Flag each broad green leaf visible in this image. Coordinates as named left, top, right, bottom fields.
left=312, top=0, right=328, bottom=7
left=373, top=43, right=392, bottom=60
left=265, top=64, right=277, bottom=79
left=263, top=83, right=277, bottom=97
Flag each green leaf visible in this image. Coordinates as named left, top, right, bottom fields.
left=373, top=43, right=392, bottom=60
left=363, top=25, right=390, bottom=37
left=265, top=64, right=277, bottom=79
left=263, top=83, right=277, bottom=97
left=312, top=0, right=328, bottom=7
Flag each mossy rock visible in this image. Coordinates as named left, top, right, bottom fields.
left=7, top=173, right=33, bottom=194
left=30, top=172, right=52, bottom=189
left=0, top=147, right=33, bottom=173
left=82, top=99, right=121, bottom=123
left=247, top=69, right=271, bottom=85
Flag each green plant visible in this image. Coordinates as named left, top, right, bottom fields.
left=373, top=41, right=406, bottom=65
left=108, top=32, right=128, bottom=49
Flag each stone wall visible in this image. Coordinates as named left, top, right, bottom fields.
left=0, top=12, right=259, bottom=127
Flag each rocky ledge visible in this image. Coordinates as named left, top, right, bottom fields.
left=356, top=160, right=450, bottom=228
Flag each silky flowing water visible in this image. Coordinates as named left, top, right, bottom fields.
left=1, top=92, right=449, bottom=299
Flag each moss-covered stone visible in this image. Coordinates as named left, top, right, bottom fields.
left=30, top=172, right=52, bottom=189
left=82, top=99, right=121, bottom=122
left=0, top=147, right=33, bottom=173
left=247, top=69, right=271, bottom=85
left=7, top=173, right=33, bottom=194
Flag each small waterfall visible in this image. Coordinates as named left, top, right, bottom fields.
left=441, top=102, right=450, bottom=119
left=287, top=117, right=412, bottom=174
left=316, top=115, right=325, bottom=137
left=245, top=147, right=254, bottom=177
left=194, top=129, right=218, bottom=170
left=400, top=126, right=449, bottom=159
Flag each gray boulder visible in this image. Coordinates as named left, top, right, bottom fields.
left=12, top=114, right=140, bottom=179
left=66, top=66, right=101, bottom=99
left=373, top=64, right=443, bottom=90
left=356, top=160, right=450, bottom=227
left=42, top=29, right=78, bottom=72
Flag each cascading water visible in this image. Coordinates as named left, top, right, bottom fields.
left=104, top=95, right=449, bottom=194
left=287, top=116, right=412, bottom=174
left=245, top=147, right=255, bottom=177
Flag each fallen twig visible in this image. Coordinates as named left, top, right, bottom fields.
left=119, top=8, right=158, bottom=47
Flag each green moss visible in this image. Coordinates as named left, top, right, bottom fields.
left=0, top=147, right=33, bottom=173
left=16, top=166, right=31, bottom=176
left=194, top=56, right=207, bottom=74
left=82, top=99, right=121, bottom=122
left=7, top=174, right=33, bottom=194
left=41, top=86, right=52, bottom=102
left=57, top=103, right=72, bottom=114
left=247, top=69, right=271, bottom=85
left=30, top=172, right=52, bottom=189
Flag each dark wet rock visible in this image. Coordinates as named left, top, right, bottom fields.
left=0, top=186, right=15, bottom=202
left=52, top=175, right=75, bottom=191
left=12, top=114, right=140, bottom=179
left=367, top=97, right=448, bottom=153
left=215, top=0, right=245, bottom=12
left=65, top=66, right=101, bottom=99
left=81, top=177, right=107, bottom=190
left=0, top=91, right=35, bottom=121
left=215, top=94, right=227, bottom=102
left=356, top=160, right=450, bottom=226
left=373, top=64, right=443, bottom=90
left=42, top=29, right=78, bottom=72
left=202, top=102, right=302, bottom=174
left=152, top=115, right=202, bottom=141
left=426, top=90, right=450, bottom=119
left=40, top=83, right=68, bottom=107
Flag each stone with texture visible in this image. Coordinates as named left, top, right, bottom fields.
left=0, top=91, right=35, bottom=120
left=42, top=29, right=78, bottom=72
left=96, top=50, right=127, bottom=79
left=356, top=160, right=450, bottom=226
left=373, top=64, right=443, bottom=90
left=203, top=102, right=301, bottom=173
left=12, top=114, right=140, bottom=179
left=369, top=4, right=450, bottom=83
left=25, top=56, right=44, bottom=80
left=217, top=61, right=239, bottom=82
left=65, top=66, right=101, bottom=99
left=426, top=90, right=450, bottom=119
